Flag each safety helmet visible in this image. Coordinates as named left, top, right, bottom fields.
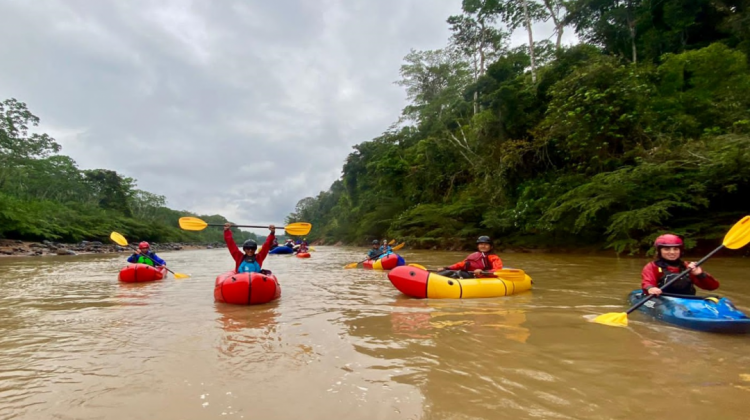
left=138, top=241, right=150, bottom=249
left=372, top=240, right=379, bottom=245
left=477, top=236, right=492, bottom=244
left=242, top=239, right=258, bottom=250
left=654, top=234, right=683, bottom=248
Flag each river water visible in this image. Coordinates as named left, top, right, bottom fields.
left=1, top=247, right=749, bottom=420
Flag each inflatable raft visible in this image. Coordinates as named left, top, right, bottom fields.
left=627, top=290, right=750, bottom=334
left=363, top=253, right=405, bottom=270
left=118, top=263, right=167, bottom=283
left=269, top=246, right=294, bottom=255
left=214, top=270, right=281, bottom=305
left=296, top=252, right=311, bottom=258
left=387, top=266, right=532, bottom=299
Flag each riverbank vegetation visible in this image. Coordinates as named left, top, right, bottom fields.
left=287, top=0, right=750, bottom=255
left=0, top=98, right=255, bottom=245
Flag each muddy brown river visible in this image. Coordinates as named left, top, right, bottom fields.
left=1, top=247, right=749, bottom=419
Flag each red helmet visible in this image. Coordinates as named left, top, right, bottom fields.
left=138, top=241, right=150, bottom=249
left=654, top=234, right=683, bottom=248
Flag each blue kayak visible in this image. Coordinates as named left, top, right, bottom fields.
left=269, top=246, right=293, bottom=255
left=627, top=290, right=750, bottom=334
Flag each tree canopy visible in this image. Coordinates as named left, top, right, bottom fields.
left=287, top=0, right=750, bottom=255
left=0, top=98, right=255, bottom=245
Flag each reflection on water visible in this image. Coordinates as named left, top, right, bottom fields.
left=1, top=248, right=750, bottom=419
left=388, top=297, right=532, bottom=343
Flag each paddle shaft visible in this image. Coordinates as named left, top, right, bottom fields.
left=358, top=250, right=393, bottom=265
left=431, top=269, right=499, bottom=276
left=211, top=224, right=289, bottom=230
left=625, top=244, right=724, bottom=315
left=129, top=247, right=176, bottom=275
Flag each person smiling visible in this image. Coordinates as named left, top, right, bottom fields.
left=641, top=234, right=719, bottom=295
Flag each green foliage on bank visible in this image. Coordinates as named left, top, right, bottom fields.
left=287, top=0, right=750, bottom=254
left=0, top=98, right=255, bottom=244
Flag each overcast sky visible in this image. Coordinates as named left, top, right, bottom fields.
left=0, top=0, right=576, bottom=234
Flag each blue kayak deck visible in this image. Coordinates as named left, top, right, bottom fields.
left=627, top=290, right=750, bottom=334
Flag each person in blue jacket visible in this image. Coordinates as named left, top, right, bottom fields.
left=366, top=240, right=383, bottom=260
left=379, top=239, right=392, bottom=255
left=127, top=241, right=166, bottom=266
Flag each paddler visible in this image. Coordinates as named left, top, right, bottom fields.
left=224, top=223, right=275, bottom=273
left=437, top=236, right=503, bottom=279
left=379, top=239, right=392, bottom=255
left=127, top=241, right=167, bottom=267
left=366, top=240, right=381, bottom=260
left=296, top=240, right=309, bottom=254
left=641, top=234, right=719, bottom=295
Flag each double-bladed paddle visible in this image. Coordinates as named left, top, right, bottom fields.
left=406, top=263, right=527, bottom=282
left=343, top=242, right=405, bottom=269
left=592, top=215, right=750, bottom=327
left=109, top=232, right=191, bottom=279
left=178, top=217, right=312, bottom=236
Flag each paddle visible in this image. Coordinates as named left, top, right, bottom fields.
left=344, top=243, right=405, bottom=268
left=592, top=215, right=750, bottom=327
left=109, top=232, right=191, bottom=279
left=178, top=217, right=312, bottom=236
left=407, top=263, right=526, bottom=281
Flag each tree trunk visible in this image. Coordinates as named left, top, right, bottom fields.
left=629, top=21, right=637, bottom=63
left=521, top=0, right=537, bottom=83
left=542, top=0, right=564, bottom=51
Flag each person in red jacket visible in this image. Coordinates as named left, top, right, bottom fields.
left=437, top=236, right=503, bottom=279
left=641, top=233, right=719, bottom=296
left=223, top=223, right=276, bottom=273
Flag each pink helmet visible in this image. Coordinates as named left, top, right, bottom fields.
left=138, top=241, right=150, bottom=250
left=654, top=234, right=683, bottom=248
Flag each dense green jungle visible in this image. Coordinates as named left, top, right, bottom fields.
left=286, top=0, right=750, bottom=255
left=0, top=98, right=256, bottom=246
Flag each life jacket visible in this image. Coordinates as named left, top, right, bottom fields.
left=654, top=259, right=695, bottom=295
left=464, top=252, right=492, bottom=271
left=136, top=253, right=155, bottom=266
left=238, top=255, right=261, bottom=273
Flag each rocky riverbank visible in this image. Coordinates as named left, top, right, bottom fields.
left=0, top=239, right=227, bottom=257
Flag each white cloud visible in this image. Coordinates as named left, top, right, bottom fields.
left=0, top=0, right=575, bottom=232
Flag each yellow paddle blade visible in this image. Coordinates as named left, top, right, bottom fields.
left=494, top=268, right=527, bottom=282
left=705, top=297, right=719, bottom=304
left=309, top=246, right=316, bottom=251
left=388, top=239, right=396, bottom=245
left=174, top=272, right=190, bottom=279
left=110, top=232, right=129, bottom=247
left=344, top=262, right=360, bottom=269
left=179, top=217, right=208, bottom=231
left=283, top=222, right=312, bottom=236
left=592, top=312, right=628, bottom=327
left=723, top=216, right=750, bottom=249
left=407, top=263, right=427, bottom=270
left=392, top=243, right=405, bottom=251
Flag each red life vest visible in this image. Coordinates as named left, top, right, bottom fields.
left=653, top=260, right=695, bottom=295
left=464, top=252, right=492, bottom=271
